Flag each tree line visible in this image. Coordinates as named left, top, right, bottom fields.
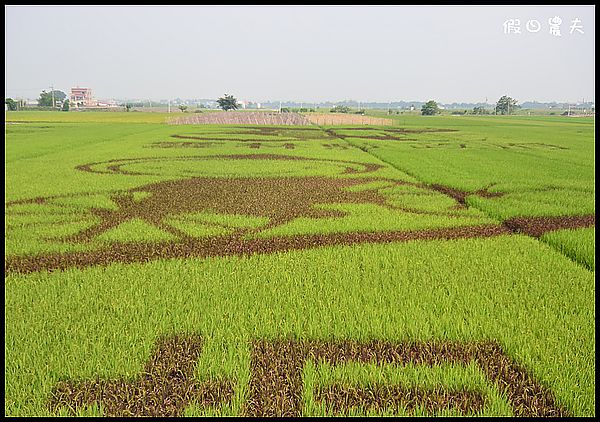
left=6, top=92, right=521, bottom=116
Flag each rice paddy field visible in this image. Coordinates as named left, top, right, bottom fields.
left=4, top=111, right=595, bottom=416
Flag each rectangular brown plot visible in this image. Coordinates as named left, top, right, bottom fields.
left=243, top=338, right=569, bottom=417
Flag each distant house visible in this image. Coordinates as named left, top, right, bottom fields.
left=70, top=87, right=94, bottom=107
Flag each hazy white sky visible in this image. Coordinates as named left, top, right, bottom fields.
left=4, top=5, right=595, bottom=103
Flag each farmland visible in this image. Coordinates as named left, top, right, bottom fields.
left=4, top=111, right=595, bottom=416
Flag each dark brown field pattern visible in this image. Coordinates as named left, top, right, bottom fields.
left=244, top=338, right=568, bottom=417
left=503, top=215, right=596, bottom=238
left=171, top=134, right=306, bottom=142
left=171, top=131, right=326, bottom=142
left=430, top=183, right=505, bottom=206
left=6, top=161, right=596, bottom=274
left=2, top=152, right=508, bottom=274
left=48, top=334, right=234, bottom=417
left=5, top=225, right=511, bottom=274
left=64, top=175, right=476, bottom=244
left=152, top=141, right=297, bottom=150
left=48, top=336, right=568, bottom=417
left=5, top=154, right=595, bottom=274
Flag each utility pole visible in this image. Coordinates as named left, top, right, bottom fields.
left=168, top=99, right=171, bottom=113
left=51, top=85, right=55, bottom=109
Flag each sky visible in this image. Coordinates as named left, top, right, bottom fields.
left=4, top=5, right=595, bottom=103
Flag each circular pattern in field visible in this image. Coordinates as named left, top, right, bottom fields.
left=75, top=154, right=384, bottom=177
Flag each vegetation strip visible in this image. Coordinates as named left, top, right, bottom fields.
left=47, top=335, right=234, bottom=416
left=243, top=339, right=569, bottom=417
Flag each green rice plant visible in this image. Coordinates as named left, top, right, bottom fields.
left=95, top=218, right=176, bottom=243
left=49, top=194, right=119, bottom=211
left=4, top=219, right=102, bottom=256
left=302, top=360, right=512, bottom=416
left=171, top=211, right=270, bottom=229
left=466, top=189, right=595, bottom=220
left=253, top=203, right=492, bottom=238
left=540, top=228, right=595, bottom=271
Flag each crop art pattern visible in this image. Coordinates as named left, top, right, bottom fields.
left=48, top=335, right=569, bottom=417
left=4, top=150, right=595, bottom=274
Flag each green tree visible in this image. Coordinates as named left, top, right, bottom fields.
left=125, top=104, right=132, bottom=112
left=179, top=105, right=188, bottom=112
left=61, top=99, right=70, bottom=111
left=421, top=100, right=440, bottom=116
left=217, top=94, right=239, bottom=111
left=37, top=90, right=66, bottom=107
left=330, top=105, right=351, bottom=113
left=495, top=95, right=519, bottom=115
left=5, top=98, right=17, bottom=111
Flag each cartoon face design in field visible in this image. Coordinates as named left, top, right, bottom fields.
left=69, top=175, right=409, bottom=242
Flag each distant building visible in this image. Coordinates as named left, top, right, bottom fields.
left=70, top=87, right=94, bottom=107
left=96, top=99, right=119, bottom=108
